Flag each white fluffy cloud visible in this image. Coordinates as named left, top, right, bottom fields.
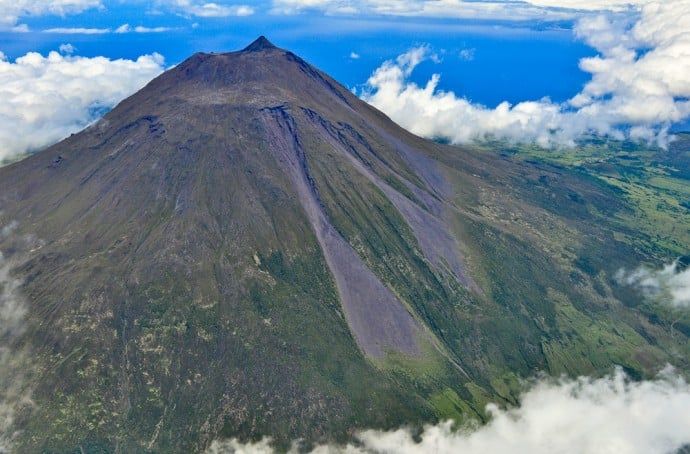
left=571, top=2, right=690, bottom=137
left=360, top=0, right=690, bottom=147
left=0, top=0, right=101, bottom=26
left=0, top=49, right=165, bottom=161
left=360, top=46, right=567, bottom=147
left=208, top=367, right=690, bottom=454
left=617, top=261, right=690, bottom=308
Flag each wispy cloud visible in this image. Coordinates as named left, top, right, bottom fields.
left=359, top=0, right=690, bottom=148
left=270, top=0, right=332, bottom=15
left=43, top=23, right=176, bottom=34
left=617, top=261, right=690, bottom=309
left=0, top=49, right=165, bottom=161
left=269, top=0, right=647, bottom=19
left=0, top=1, right=255, bottom=26
left=58, top=43, right=76, bottom=54
left=0, top=222, right=35, bottom=452
left=208, top=367, right=690, bottom=454
left=155, top=1, right=255, bottom=17
left=522, top=0, right=650, bottom=12
left=0, top=0, right=660, bottom=28
left=458, top=48, right=475, bottom=61
left=43, top=26, right=110, bottom=34
left=0, top=0, right=102, bottom=26
left=192, top=3, right=255, bottom=17
left=115, top=23, right=176, bottom=33
left=11, top=23, right=29, bottom=33
left=0, top=237, right=25, bottom=341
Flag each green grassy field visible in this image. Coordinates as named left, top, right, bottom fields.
left=498, top=134, right=690, bottom=259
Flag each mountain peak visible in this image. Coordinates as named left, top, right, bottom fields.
left=242, top=35, right=278, bottom=52
left=155, top=36, right=354, bottom=111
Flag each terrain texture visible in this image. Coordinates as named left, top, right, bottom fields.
left=0, top=37, right=688, bottom=452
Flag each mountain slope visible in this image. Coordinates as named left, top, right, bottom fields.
left=0, top=37, right=688, bottom=452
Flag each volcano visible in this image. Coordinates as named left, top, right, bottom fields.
left=0, top=37, right=687, bottom=452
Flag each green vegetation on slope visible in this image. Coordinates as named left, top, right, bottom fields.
left=498, top=134, right=690, bottom=258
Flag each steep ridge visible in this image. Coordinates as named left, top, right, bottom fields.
left=0, top=37, right=687, bottom=452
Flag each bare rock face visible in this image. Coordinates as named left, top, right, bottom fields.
left=0, top=36, right=685, bottom=452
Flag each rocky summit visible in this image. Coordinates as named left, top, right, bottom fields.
left=0, top=37, right=687, bottom=452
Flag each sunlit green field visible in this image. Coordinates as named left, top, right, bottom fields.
left=501, top=133, right=690, bottom=259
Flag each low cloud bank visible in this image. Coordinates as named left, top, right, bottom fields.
left=0, top=252, right=25, bottom=341
left=0, top=49, right=165, bottom=162
left=268, top=0, right=639, bottom=19
left=617, top=260, right=690, bottom=308
left=0, top=222, right=33, bottom=452
left=360, top=0, right=690, bottom=148
left=0, top=1, right=659, bottom=27
left=209, top=367, right=690, bottom=454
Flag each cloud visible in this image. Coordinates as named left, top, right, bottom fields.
left=0, top=0, right=649, bottom=26
left=11, top=23, right=29, bottom=33
left=208, top=367, right=690, bottom=454
left=58, top=43, right=76, bottom=54
left=1, top=1, right=254, bottom=24
left=114, top=23, right=175, bottom=33
left=359, top=0, right=690, bottom=148
left=156, top=1, right=255, bottom=17
left=521, top=0, right=650, bottom=12
left=44, top=23, right=175, bottom=34
left=270, top=0, right=332, bottom=14
left=185, top=3, right=255, bottom=17
left=0, top=255, right=25, bottom=340
left=458, top=48, right=475, bottom=61
left=0, top=222, right=34, bottom=452
left=359, top=46, right=569, bottom=147
left=349, top=51, right=360, bottom=59
left=0, top=0, right=656, bottom=27
left=0, top=0, right=101, bottom=26
left=269, top=0, right=643, bottom=19
left=0, top=50, right=165, bottom=162
left=133, top=25, right=175, bottom=32
left=616, top=261, right=690, bottom=308
left=43, top=26, right=110, bottom=34
left=571, top=2, right=690, bottom=132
